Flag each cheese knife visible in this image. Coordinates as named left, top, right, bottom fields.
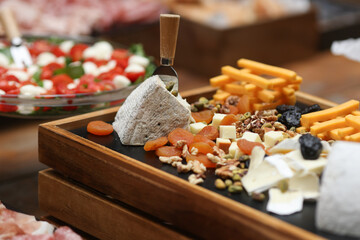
left=0, top=8, right=32, bottom=68
left=153, top=14, right=180, bottom=96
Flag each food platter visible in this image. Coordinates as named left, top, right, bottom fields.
left=38, top=86, right=355, bottom=239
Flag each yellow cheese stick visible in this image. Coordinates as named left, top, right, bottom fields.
left=269, top=78, right=288, bottom=88
left=257, top=89, right=275, bottom=103
left=301, top=100, right=360, bottom=128
left=253, top=100, right=281, bottom=111
left=282, top=87, right=295, bottom=97
left=345, top=115, right=360, bottom=131
left=310, top=117, right=348, bottom=135
left=336, top=126, right=356, bottom=139
left=288, top=84, right=300, bottom=91
left=345, top=132, right=360, bottom=142
left=317, top=132, right=328, bottom=140
left=222, top=66, right=272, bottom=89
left=296, top=126, right=307, bottom=133
left=237, top=58, right=297, bottom=81
left=352, top=111, right=360, bottom=116
left=224, top=83, right=256, bottom=95
left=213, top=92, right=230, bottom=102
left=284, top=94, right=296, bottom=105
left=329, top=129, right=342, bottom=141
left=294, top=76, right=303, bottom=84
left=210, top=75, right=234, bottom=87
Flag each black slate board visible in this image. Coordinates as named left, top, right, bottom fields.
left=70, top=103, right=356, bottom=240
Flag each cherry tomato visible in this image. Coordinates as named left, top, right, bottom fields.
left=111, top=49, right=128, bottom=60
left=0, top=81, right=17, bottom=92
left=29, top=40, right=52, bottom=56
left=69, top=43, right=88, bottom=61
left=4, top=75, right=19, bottom=82
left=41, top=62, right=63, bottom=79
left=84, top=58, right=107, bottom=67
left=0, top=66, right=8, bottom=76
left=51, top=74, right=73, bottom=86
left=0, top=101, right=17, bottom=112
left=126, top=71, right=145, bottom=82
left=51, top=46, right=65, bottom=57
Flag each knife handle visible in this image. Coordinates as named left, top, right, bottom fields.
left=159, top=14, right=180, bottom=66
left=0, top=8, right=21, bottom=41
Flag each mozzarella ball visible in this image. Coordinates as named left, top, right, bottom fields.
left=56, top=56, right=65, bottom=65
left=37, top=52, right=56, bottom=66
left=0, top=89, right=5, bottom=95
left=83, top=61, right=98, bottom=75
left=67, top=83, right=77, bottom=90
left=124, top=64, right=145, bottom=73
left=113, top=75, right=131, bottom=89
left=60, top=40, right=75, bottom=54
left=129, top=55, right=149, bottom=67
left=17, top=104, right=34, bottom=115
left=19, top=84, right=46, bottom=99
left=42, top=80, right=53, bottom=90
left=27, top=65, right=39, bottom=76
left=7, top=70, right=29, bottom=82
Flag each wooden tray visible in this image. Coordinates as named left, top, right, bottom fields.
left=38, top=87, right=344, bottom=240
left=38, top=169, right=191, bottom=240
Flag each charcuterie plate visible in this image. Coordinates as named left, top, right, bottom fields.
left=38, top=86, right=354, bottom=240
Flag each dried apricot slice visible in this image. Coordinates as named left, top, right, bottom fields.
left=237, top=139, right=264, bottom=155
left=237, top=95, right=250, bottom=114
left=144, top=136, right=168, bottom=151
left=228, top=105, right=239, bottom=114
left=189, top=142, right=213, bottom=155
left=193, top=135, right=216, bottom=147
left=87, top=121, right=113, bottom=136
left=168, top=128, right=194, bottom=146
left=186, top=153, right=216, bottom=168
left=197, top=126, right=219, bottom=140
left=155, top=146, right=182, bottom=157
left=219, top=114, right=238, bottom=126
left=191, top=110, right=214, bottom=124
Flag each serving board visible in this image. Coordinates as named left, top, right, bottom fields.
left=39, top=86, right=352, bottom=239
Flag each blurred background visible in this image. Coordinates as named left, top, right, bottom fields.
left=1, top=0, right=360, bottom=220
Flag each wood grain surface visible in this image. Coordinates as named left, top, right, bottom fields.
left=39, top=170, right=191, bottom=240
left=38, top=89, right=333, bottom=240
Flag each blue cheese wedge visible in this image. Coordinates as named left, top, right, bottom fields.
left=113, top=75, right=191, bottom=145
left=267, top=188, right=303, bottom=215
left=316, top=141, right=360, bottom=238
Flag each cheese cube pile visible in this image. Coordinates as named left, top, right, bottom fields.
left=298, top=99, right=360, bottom=141
left=210, top=59, right=302, bottom=111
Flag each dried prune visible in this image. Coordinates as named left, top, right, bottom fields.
left=276, top=104, right=301, bottom=114
left=299, top=134, right=323, bottom=160
left=302, top=104, right=321, bottom=114
left=278, top=110, right=301, bottom=129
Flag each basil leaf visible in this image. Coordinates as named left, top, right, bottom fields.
left=67, top=65, right=84, bottom=79
left=33, top=70, right=43, bottom=87
left=0, top=48, right=13, bottom=62
left=129, top=44, right=145, bottom=57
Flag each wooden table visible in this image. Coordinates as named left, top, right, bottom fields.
left=0, top=50, right=360, bottom=220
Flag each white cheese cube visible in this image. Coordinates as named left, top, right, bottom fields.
left=316, top=141, right=360, bottom=237
left=264, top=131, right=284, bottom=148
left=229, top=142, right=243, bottom=159
left=219, top=125, right=236, bottom=139
left=241, top=131, right=262, bottom=143
left=216, top=138, right=231, bottom=153
left=190, top=122, right=207, bottom=134
left=113, top=75, right=131, bottom=89
left=266, top=188, right=303, bottom=215
left=211, top=113, right=227, bottom=128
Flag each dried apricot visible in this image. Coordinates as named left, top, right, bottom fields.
left=168, top=128, right=194, bottom=146
left=237, top=95, right=250, bottom=114
left=186, top=153, right=216, bottom=168
left=144, top=136, right=168, bottom=151
left=237, top=139, right=264, bottom=155
left=189, top=142, right=213, bottom=155
left=193, top=135, right=216, bottom=147
left=191, top=110, right=214, bottom=124
left=155, top=146, right=182, bottom=157
left=87, top=121, right=113, bottom=136
left=219, top=114, right=238, bottom=126
left=197, top=126, right=219, bottom=140
left=228, top=105, right=239, bottom=114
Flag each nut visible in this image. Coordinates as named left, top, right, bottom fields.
left=215, top=179, right=226, bottom=189
left=188, top=174, right=204, bottom=185
left=232, top=174, right=241, bottom=181
left=252, top=192, right=265, bottom=202
left=159, top=156, right=182, bottom=164
left=277, top=179, right=289, bottom=193
left=228, top=185, right=243, bottom=193
left=225, top=179, right=233, bottom=187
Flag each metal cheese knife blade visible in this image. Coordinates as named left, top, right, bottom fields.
left=152, top=14, right=180, bottom=95
left=0, top=8, right=32, bottom=68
